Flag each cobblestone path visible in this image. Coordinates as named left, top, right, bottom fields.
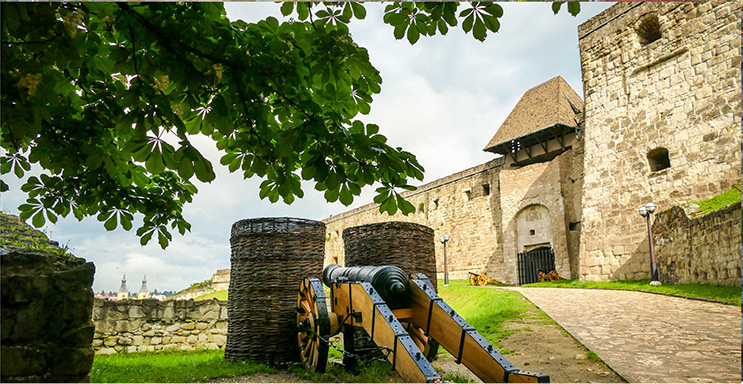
left=499, top=287, right=741, bottom=383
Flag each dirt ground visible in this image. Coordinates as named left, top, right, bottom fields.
left=215, top=294, right=625, bottom=383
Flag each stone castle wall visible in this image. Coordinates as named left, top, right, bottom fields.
left=324, top=147, right=584, bottom=285
left=499, top=151, right=579, bottom=282
left=92, top=299, right=228, bottom=355
left=577, top=2, right=741, bottom=281
left=325, top=158, right=506, bottom=281
left=653, top=203, right=742, bottom=286
left=211, top=268, right=230, bottom=291
left=1, top=247, right=96, bottom=383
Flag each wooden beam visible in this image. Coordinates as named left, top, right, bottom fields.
left=548, top=126, right=566, bottom=150
left=503, top=142, right=518, bottom=164
left=537, top=136, right=549, bottom=154
left=408, top=279, right=549, bottom=383
left=332, top=282, right=441, bottom=383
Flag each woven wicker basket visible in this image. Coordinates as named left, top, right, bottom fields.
left=343, top=221, right=437, bottom=292
left=225, top=217, right=325, bottom=363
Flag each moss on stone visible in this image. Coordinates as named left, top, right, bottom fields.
left=691, top=188, right=741, bottom=213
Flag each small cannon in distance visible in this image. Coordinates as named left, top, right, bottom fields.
left=297, top=264, right=549, bottom=383
left=468, top=271, right=503, bottom=286
left=538, top=270, right=566, bottom=282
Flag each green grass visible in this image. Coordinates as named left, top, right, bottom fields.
left=691, top=187, right=741, bottom=213
left=193, top=290, right=228, bottom=301
left=525, top=278, right=741, bottom=306
left=90, top=349, right=275, bottom=383
left=437, top=280, right=547, bottom=353
left=91, top=348, right=398, bottom=383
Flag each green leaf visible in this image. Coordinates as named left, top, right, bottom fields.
left=339, top=185, right=353, bottom=206
left=483, top=16, right=500, bottom=33
left=473, top=19, right=487, bottom=41
left=280, top=2, right=294, bottom=16
left=158, top=231, right=169, bottom=249
left=297, top=3, right=310, bottom=20
left=32, top=211, right=45, bottom=228
left=140, top=231, right=154, bottom=246
left=145, top=150, right=165, bottom=174
left=121, top=215, right=133, bottom=231
left=407, top=24, right=420, bottom=44
left=567, top=2, right=581, bottom=16
left=463, top=14, right=474, bottom=33
left=104, top=215, right=117, bottom=231
left=393, top=22, right=407, bottom=40
left=552, top=2, right=563, bottom=14
left=350, top=2, right=366, bottom=19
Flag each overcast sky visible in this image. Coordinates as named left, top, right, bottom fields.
left=1, top=2, right=614, bottom=293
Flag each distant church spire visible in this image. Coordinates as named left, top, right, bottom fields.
left=117, top=275, right=129, bottom=300
left=138, top=274, right=150, bottom=299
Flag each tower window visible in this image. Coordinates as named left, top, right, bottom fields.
left=637, top=14, right=661, bottom=45
left=482, top=184, right=490, bottom=196
left=529, top=229, right=536, bottom=236
left=464, top=190, right=472, bottom=201
left=647, top=147, right=671, bottom=172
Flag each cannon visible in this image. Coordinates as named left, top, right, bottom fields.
left=297, top=264, right=549, bottom=383
left=468, top=271, right=502, bottom=286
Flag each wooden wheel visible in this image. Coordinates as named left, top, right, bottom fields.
left=469, top=275, right=478, bottom=286
left=404, top=322, right=440, bottom=361
left=478, top=273, right=489, bottom=286
left=297, top=277, right=330, bottom=372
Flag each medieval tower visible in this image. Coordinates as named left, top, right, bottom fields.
left=576, top=2, right=741, bottom=281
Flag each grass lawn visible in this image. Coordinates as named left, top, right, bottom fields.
left=437, top=280, right=547, bottom=353
left=525, top=278, right=741, bottom=306
left=90, top=348, right=397, bottom=383
left=193, top=290, right=227, bottom=301
left=90, top=349, right=272, bottom=383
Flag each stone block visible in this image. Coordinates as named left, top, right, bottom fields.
left=208, top=334, right=227, bottom=346
left=195, top=322, right=208, bottom=330
left=186, top=335, right=198, bottom=344
left=0, top=345, right=48, bottom=376
left=171, top=336, right=186, bottom=343
left=95, top=348, right=117, bottom=355
left=150, top=337, right=162, bottom=345
left=103, top=337, right=118, bottom=347
left=181, top=322, right=195, bottom=330
left=132, top=335, right=144, bottom=346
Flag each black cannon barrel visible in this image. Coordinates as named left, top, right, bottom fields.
left=323, top=264, right=410, bottom=309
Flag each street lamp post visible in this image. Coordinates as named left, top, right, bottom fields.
left=439, top=234, right=450, bottom=286
left=638, top=202, right=661, bottom=286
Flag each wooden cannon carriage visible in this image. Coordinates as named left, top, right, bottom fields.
left=297, top=264, right=549, bottom=383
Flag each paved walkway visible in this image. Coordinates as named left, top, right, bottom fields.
left=497, top=287, right=741, bottom=383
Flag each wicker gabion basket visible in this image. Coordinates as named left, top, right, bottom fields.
left=343, top=221, right=437, bottom=292
left=225, top=217, right=325, bottom=363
